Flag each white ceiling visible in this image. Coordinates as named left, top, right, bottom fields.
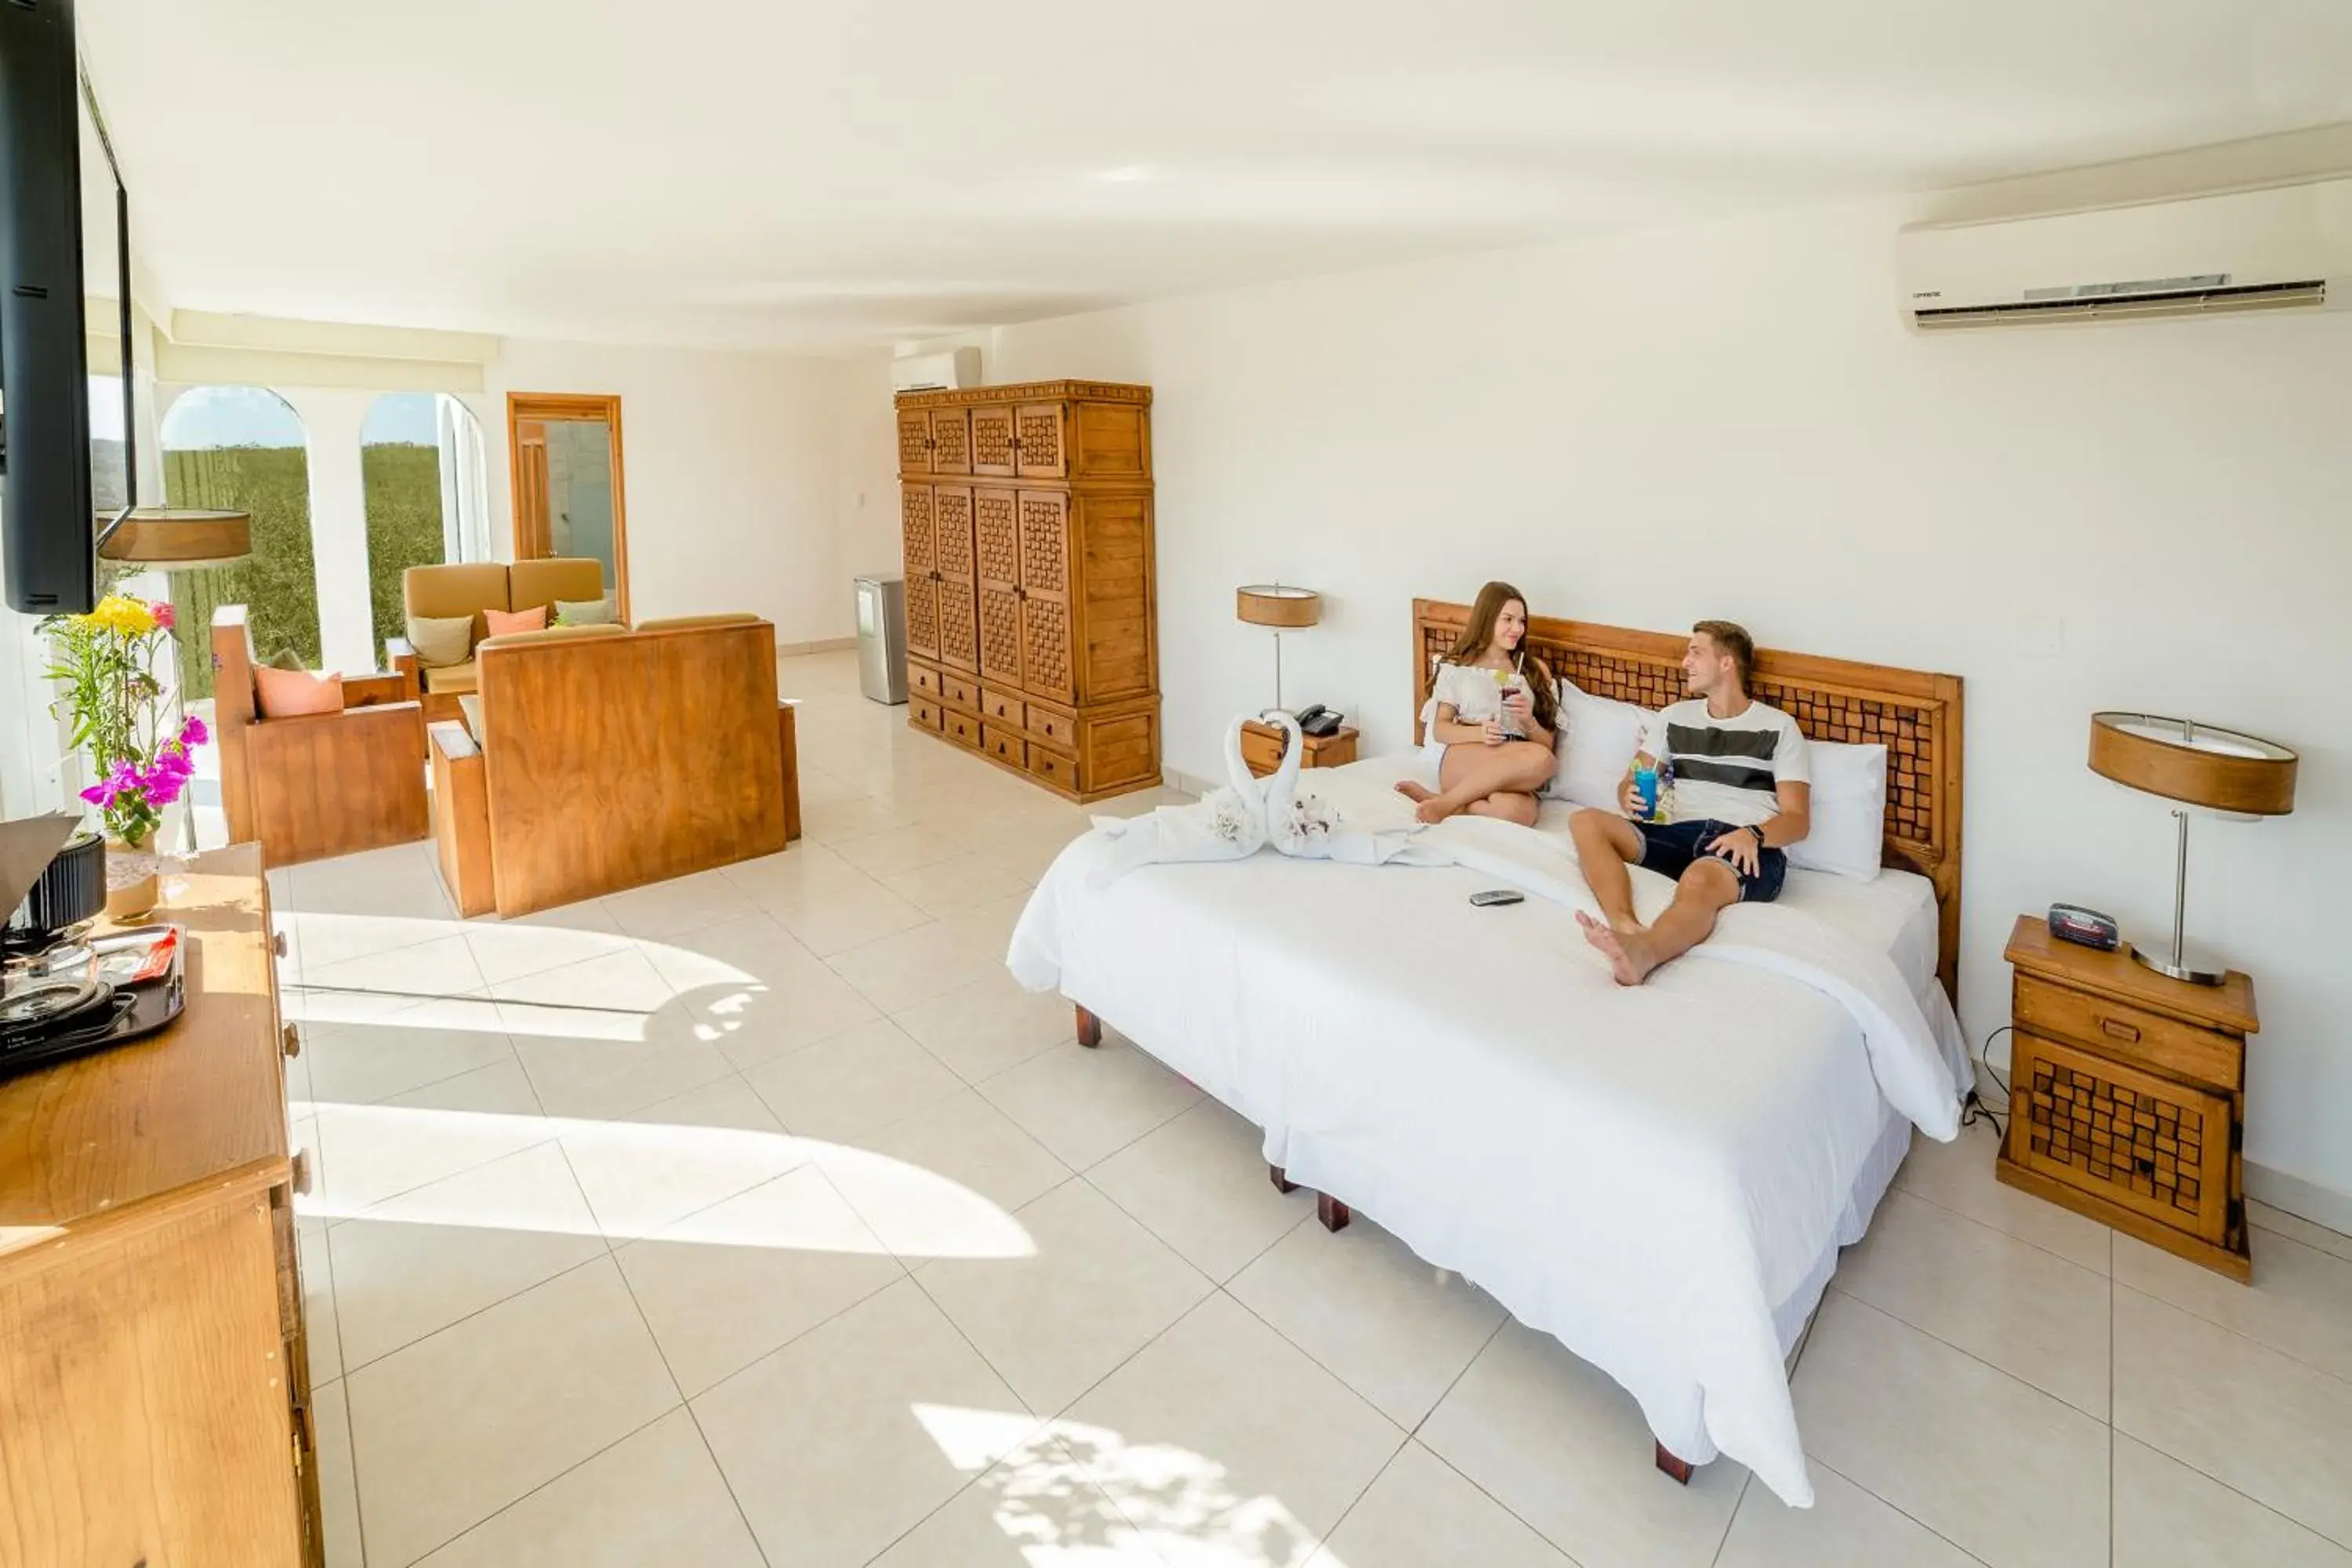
left=78, top=0, right=2352, bottom=354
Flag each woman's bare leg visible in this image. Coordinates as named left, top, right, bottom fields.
left=1464, top=792, right=1540, bottom=826
left=1414, top=741, right=1556, bottom=823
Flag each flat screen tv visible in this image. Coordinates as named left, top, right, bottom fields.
left=0, top=0, right=135, bottom=615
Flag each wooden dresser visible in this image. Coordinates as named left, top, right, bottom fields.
left=0, top=845, right=321, bottom=1565
left=1998, top=914, right=2255, bottom=1280
left=897, top=379, right=1160, bottom=801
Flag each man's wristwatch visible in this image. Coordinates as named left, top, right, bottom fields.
left=1745, top=824, right=1768, bottom=850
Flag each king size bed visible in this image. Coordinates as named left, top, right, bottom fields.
left=1007, top=602, right=1969, bottom=1507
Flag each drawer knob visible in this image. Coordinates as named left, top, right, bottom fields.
left=2100, top=1018, right=2142, bottom=1044
left=273, top=930, right=289, bottom=960
left=290, top=1149, right=314, bottom=1196
left=281, top=1023, right=302, bottom=1059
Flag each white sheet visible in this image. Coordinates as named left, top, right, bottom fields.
left=1009, top=760, right=1965, bottom=1508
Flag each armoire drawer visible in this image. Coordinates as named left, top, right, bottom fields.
left=982, top=726, right=1027, bottom=768
left=1026, top=704, right=1077, bottom=752
left=910, top=698, right=944, bottom=732
left=908, top=662, right=942, bottom=700
left=940, top=671, right=981, bottom=713
left=981, top=688, right=1025, bottom=728
left=942, top=708, right=982, bottom=749
left=1028, top=745, right=1078, bottom=793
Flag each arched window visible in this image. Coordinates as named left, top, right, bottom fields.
left=361, top=394, right=485, bottom=660
left=159, top=386, right=319, bottom=697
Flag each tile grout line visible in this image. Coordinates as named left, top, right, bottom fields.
left=2110, top=1276, right=2352, bottom=1391
left=1704, top=1472, right=1752, bottom=1568
left=1891, top=1177, right=2115, bottom=1277
left=1803, top=1454, right=1997, bottom=1568
left=1820, top=1283, right=2111, bottom=1425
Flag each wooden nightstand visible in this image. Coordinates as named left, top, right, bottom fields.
left=1997, top=914, right=2256, bottom=1280
left=1239, top=720, right=1358, bottom=778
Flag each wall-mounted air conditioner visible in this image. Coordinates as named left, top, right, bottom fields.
left=890, top=347, right=981, bottom=391
left=1899, top=176, right=2352, bottom=330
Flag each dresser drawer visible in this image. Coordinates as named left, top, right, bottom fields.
left=1028, top=744, right=1078, bottom=793
left=1026, top=703, right=1077, bottom=751
left=942, top=707, right=982, bottom=749
left=982, top=725, right=1027, bottom=768
left=2009, top=1029, right=2233, bottom=1244
left=908, top=662, right=942, bottom=700
left=981, top=688, right=1025, bottom=727
left=939, top=671, right=981, bottom=713
left=910, top=697, right=944, bottom=732
left=2013, top=974, right=2241, bottom=1091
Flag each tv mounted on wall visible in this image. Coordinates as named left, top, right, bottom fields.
left=0, top=0, right=136, bottom=615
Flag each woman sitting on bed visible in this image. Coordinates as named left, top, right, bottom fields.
left=1396, top=580, right=1559, bottom=826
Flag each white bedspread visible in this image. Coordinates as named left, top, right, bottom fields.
left=1007, top=763, right=1965, bottom=1506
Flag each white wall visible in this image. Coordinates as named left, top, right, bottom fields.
left=882, top=197, right=2352, bottom=1215
left=484, top=339, right=890, bottom=643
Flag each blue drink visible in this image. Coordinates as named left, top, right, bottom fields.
left=1633, top=764, right=1661, bottom=821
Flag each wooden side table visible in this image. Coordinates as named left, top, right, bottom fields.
left=1240, top=720, right=1358, bottom=778
left=1997, top=914, right=2256, bottom=1279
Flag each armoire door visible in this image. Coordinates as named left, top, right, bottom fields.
left=969, top=405, right=1018, bottom=477
left=1015, top=489, right=1074, bottom=703
left=932, top=485, right=981, bottom=673
left=1014, top=403, right=1067, bottom=479
left=972, top=488, right=1025, bottom=688
left=928, top=408, right=972, bottom=476
left=900, top=485, right=939, bottom=661
left=897, top=408, right=933, bottom=474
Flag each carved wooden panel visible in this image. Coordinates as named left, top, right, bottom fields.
left=933, top=487, right=975, bottom=581
left=974, top=490, right=1020, bottom=588
left=928, top=408, right=971, bottom=475
left=897, top=410, right=931, bottom=474
left=938, top=581, right=979, bottom=673
left=978, top=584, right=1023, bottom=685
left=1014, top=403, right=1066, bottom=478
left=1022, top=599, right=1073, bottom=702
left=2019, top=1031, right=2230, bottom=1242
left=905, top=574, right=939, bottom=661
left=970, top=405, right=1017, bottom=476
left=1018, top=492, right=1069, bottom=597
left=900, top=485, right=935, bottom=575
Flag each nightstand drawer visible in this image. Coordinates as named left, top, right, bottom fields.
left=2013, top=974, right=2241, bottom=1091
left=1239, top=725, right=1286, bottom=779
left=2010, top=1029, right=2233, bottom=1245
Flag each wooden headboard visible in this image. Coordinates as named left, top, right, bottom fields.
left=1413, top=600, right=1965, bottom=1001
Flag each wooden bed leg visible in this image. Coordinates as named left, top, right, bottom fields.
left=1654, top=1442, right=1693, bottom=1486
left=1269, top=1163, right=1298, bottom=1195
left=1075, top=1004, right=1102, bottom=1048
left=1316, top=1192, right=1351, bottom=1232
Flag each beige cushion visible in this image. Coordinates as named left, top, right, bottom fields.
left=405, top=613, right=474, bottom=669
left=635, top=613, right=763, bottom=631
left=403, top=563, right=512, bottom=641
left=456, top=693, right=486, bottom=747
left=553, top=595, right=618, bottom=627
left=509, top=557, right=606, bottom=612
left=422, top=661, right=477, bottom=695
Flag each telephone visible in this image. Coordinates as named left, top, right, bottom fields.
left=1294, top=705, right=1345, bottom=738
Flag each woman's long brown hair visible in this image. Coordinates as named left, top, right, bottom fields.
left=1439, top=580, right=1557, bottom=732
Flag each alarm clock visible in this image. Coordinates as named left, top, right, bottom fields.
left=2047, top=903, right=2121, bottom=952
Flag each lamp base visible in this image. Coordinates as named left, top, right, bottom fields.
left=2128, top=941, right=2228, bottom=986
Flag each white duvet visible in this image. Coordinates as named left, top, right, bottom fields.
left=1007, top=760, right=1965, bottom=1507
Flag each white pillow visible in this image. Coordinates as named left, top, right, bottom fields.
left=1785, top=741, right=1887, bottom=882
left=1548, top=681, right=1650, bottom=807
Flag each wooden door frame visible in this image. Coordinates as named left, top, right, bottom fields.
left=506, top=392, right=631, bottom=622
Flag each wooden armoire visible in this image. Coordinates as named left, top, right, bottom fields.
left=896, top=379, right=1160, bottom=801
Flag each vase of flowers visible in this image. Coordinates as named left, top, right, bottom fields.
left=41, top=593, right=208, bottom=920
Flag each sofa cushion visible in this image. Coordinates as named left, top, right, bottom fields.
left=509, top=557, right=606, bottom=613
left=255, top=665, right=344, bottom=719
left=404, top=562, right=513, bottom=641
left=553, top=594, right=618, bottom=627
left=477, top=623, right=628, bottom=654
left=405, top=613, right=474, bottom=669
left=422, top=662, right=478, bottom=695
left=483, top=604, right=548, bottom=637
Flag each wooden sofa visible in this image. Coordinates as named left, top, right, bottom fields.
left=211, top=605, right=429, bottom=867
left=387, top=557, right=608, bottom=724
left=429, top=614, right=800, bottom=918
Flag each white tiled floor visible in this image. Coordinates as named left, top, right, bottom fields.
left=281, top=651, right=2352, bottom=1568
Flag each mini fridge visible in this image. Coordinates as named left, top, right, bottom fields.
left=854, top=573, right=908, bottom=705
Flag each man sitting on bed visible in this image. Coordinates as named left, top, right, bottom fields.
left=1569, top=620, right=1811, bottom=986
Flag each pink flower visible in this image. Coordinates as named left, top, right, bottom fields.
left=180, top=715, right=208, bottom=746
left=151, top=601, right=176, bottom=631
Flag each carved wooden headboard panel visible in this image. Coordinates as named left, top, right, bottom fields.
left=1413, top=600, right=1965, bottom=1000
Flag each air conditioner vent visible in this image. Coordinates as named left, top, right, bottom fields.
left=1915, top=279, right=2325, bottom=331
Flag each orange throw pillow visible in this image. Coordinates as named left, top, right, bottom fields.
left=253, top=665, right=344, bottom=719
left=483, top=604, right=547, bottom=637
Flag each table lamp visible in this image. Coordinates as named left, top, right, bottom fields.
left=2088, top=711, right=2297, bottom=984
left=1236, top=583, right=1319, bottom=717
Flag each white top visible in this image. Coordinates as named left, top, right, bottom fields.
left=1421, top=660, right=1523, bottom=736
left=1642, top=699, right=1811, bottom=828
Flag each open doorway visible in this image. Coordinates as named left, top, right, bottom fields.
left=506, top=392, right=629, bottom=622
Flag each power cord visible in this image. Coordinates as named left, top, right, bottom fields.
left=1962, top=1024, right=2013, bottom=1141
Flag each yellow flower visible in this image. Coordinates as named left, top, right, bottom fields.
left=82, top=595, right=157, bottom=637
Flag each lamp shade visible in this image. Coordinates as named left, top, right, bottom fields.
left=96, top=507, right=252, bottom=569
left=2089, top=712, right=2296, bottom=816
left=1236, top=584, right=1319, bottom=629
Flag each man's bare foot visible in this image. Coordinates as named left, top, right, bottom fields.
left=1577, top=910, right=1657, bottom=986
